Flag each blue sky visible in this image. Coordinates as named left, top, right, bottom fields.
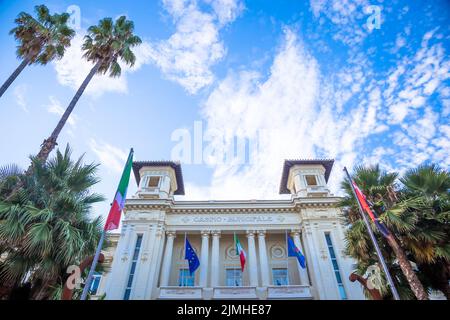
left=0, top=0, right=449, bottom=224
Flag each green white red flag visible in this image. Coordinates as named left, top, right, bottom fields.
left=234, top=233, right=246, bottom=271
left=104, top=149, right=133, bottom=231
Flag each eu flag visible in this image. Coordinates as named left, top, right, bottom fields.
left=185, top=237, right=200, bottom=275
left=287, top=236, right=306, bottom=268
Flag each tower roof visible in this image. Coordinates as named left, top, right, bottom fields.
left=279, top=159, right=334, bottom=194
left=132, top=161, right=185, bottom=195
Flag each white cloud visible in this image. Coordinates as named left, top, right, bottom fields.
left=180, top=23, right=450, bottom=200
left=88, top=139, right=128, bottom=173
left=309, top=0, right=372, bottom=47
left=182, top=29, right=383, bottom=200
left=13, top=84, right=28, bottom=112
left=46, top=96, right=78, bottom=128
left=380, top=29, right=450, bottom=169
left=53, top=1, right=243, bottom=96
left=147, top=0, right=243, bottom=94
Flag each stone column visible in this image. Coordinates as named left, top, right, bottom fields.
left=199, top=230, right=210, bottom=287
left=160, top=231, right=176, bottom=287
left=210, top=230, right=221, bottom=287
left=292, top=229, right=310, bottom=285
left=147, top=224, right=165, bottom=298
left=246, top=230, right=259, bottom=286
left=257, top=230, right=270, bottom=287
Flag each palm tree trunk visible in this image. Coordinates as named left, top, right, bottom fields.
left=35, top=61, right=102, bottom=163
left=4, top=61, right=101, bottom=202
left=386, top=233, right=429, bottom=300
left=0, top=58, right=30, bottom=98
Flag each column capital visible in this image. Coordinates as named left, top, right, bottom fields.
left=211, top=230, right=221, bottom=237
left=166, top=230, right=176, bottom=238
left=201, top=230, right=210, bottom=237
left=155, top=225, right=165, bottom=237
left=256, top=230, right=266, bottom=237
left=246, top=230, right=256, bottom=237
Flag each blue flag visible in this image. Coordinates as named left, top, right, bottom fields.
left=287, top=236, right=306, bottom=269
left=185, top=237, right=200, bottom=275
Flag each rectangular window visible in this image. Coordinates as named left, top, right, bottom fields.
left=272, top=268, right=288, bottom=286
left=226, top=268, right=242, bottom=287
left=325, top=233, right=347, bottom=300
left=147, top=176, right=161, bottom=188
left=305, top=175, right=318, bottom=186
left=89, top=273, right=101, bottom=295
left=178, top=269, right=195, bottom=287
left=123, top=234, right=143, bottom=300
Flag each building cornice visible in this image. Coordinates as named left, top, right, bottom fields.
left=123, top=196, right=342, bottom=214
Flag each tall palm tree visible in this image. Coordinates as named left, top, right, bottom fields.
left=400, top=164, right=450, bottom=299
left=0, top=5, right=74, bottom=98
left=36, top=16, right=142, bottom=163
left=0, top=145, right=105, bottom=299
left=340, top=165, right=429, bottom=300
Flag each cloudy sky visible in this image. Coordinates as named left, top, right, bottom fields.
left=0, top=0, right=449, bottom=223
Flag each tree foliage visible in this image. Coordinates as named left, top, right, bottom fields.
left=0, top=145, right=105, bottom=299
left=340, top=164, right=450, bottom=299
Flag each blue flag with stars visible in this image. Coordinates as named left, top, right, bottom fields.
left=185, top=237, right=200, bottom=275
left=287, top=236, right=306, bottom=269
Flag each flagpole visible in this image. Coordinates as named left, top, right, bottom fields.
left=80, top=148, right=133, bottom=301
left=80, top=230, right=105, bottom=300
left=183, top=232, right=187, bottom=286
left=285, top=230, right=290, bottom=286
left=233, top=232, right=237, bottom=286
left=343, top=167, right=400, bottom=300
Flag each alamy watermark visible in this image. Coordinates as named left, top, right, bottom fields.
left=170, top=121, right=265, bottom=166
left=66, top=265, right=82, bottom=290
left=66, top=5, right=81, bottom=30
left=365, top=5, right=382, bottom=30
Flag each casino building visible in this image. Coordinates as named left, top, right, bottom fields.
left=97, top=159, right=366, bottom=300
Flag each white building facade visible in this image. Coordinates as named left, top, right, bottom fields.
left=100, top=159, right=366, bottom=300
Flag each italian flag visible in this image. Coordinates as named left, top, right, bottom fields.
left=104, top=149, right=133, bottom=231
left=234, top=234, right=246, bottom=272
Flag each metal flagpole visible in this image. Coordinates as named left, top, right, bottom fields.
left=80, top=230, right=105, bottom=300
left=183, top=232, right=187, bottom=287
left=233, top=232, right=236, bottom=286
left=343, top=167, right=400, bottom=300
left=285, top=230, right=290, bottom=286
left=80, top=148, right=133, bottom=300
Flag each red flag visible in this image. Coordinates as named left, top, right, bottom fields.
left=352, top=181, right=390, bottom=238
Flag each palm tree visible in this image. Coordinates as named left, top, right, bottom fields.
left=399, top=164, right=450, bottom=299
left=0, top=5, right=74, bottom=98
left=0, top=145, right=105, bottom=299
left=36, top=16, right=142, bottom=163
left=340, top=165, right=429, bottom=300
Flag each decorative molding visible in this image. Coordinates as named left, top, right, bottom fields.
left=211, top=230, right=221, bottom=237
left=225, top=246, right=238, bottom=260
left=166, top=230, right=176, bottom=238
left=290, top=228, right=301, bottom=237
left=201, top=230, right=210, bottom=237
left=270, top=245, right=286, bottom=259
left=246, top=230, right=256, bottom=237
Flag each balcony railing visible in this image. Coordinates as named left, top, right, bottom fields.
left=267, top=285, right=312, bottom=299
left=157, top=286, right=312, bottom=300
left=213, top=286, right=258, bottom=299
left=306, top=186, right=329, bottom=197
left=159, top=286, right=203, bottom=299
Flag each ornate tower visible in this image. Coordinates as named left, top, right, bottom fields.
left=132, top=161, right=185, bottom=199
left=279, top=159, right=334, bottom=197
